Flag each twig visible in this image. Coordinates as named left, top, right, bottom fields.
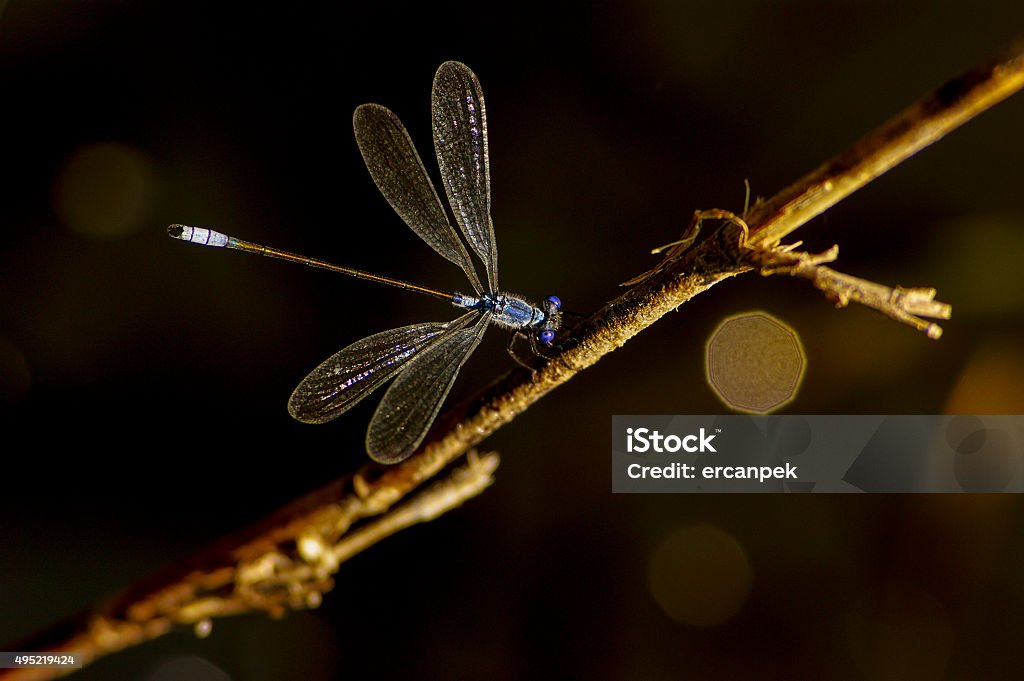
left=6, top=43, right=1024, bottom=680
left=749, top=242, right=952, bottom=339
left=2, top=453, right=499, bottom=681
left=627, top=204, right=953, bottom=337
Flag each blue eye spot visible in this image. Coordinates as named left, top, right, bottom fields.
left=539, top=330, right=555, bottom=345
left=546, top=295, right=561, bottom=310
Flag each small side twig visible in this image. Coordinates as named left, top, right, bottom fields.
left=748, top=241, right=952, bottom=339
left=630, top=206, right=953, bottom=338
left=1, top=453, right=499, bottom=681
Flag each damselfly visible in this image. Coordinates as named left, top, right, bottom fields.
left=168, top=61, right=561, bottom=464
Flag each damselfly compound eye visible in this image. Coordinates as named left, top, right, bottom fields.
left=539, top=329, right=555, bottom=345
left=546, top=295, right=561, bottom=310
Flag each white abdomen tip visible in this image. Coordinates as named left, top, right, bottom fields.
left=167, top=224, right=229, bottom=248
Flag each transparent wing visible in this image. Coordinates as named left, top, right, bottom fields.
left=353, top=103, right=483, bottom=294
left=288, top=312, right=478, bottom=424
left=432, top=61, right=498, bottom=292
left=366, top=311, right=491, bottom=463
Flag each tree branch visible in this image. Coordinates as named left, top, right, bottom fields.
left=743, top=42, right=1024, bottom=247
left=6, top=42, right=1024, bottom=681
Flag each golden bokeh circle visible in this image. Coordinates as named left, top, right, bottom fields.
left=706, top=312, right=805, bottom=413
left=647, top=523, right=753, bottom=627
left=52, top=142, right=156, bottom=239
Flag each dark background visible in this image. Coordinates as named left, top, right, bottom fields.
left=3, top=1, right=1024, bottom=679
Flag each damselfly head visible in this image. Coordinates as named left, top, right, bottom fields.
left=538, top=295, right=562, bottom=345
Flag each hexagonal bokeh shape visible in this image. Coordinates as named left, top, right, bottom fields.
left=706, top=312, right=805, bottom=413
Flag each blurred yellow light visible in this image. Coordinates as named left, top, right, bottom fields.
left=945, top=341, right=1024, bottom=413
left=143, top=654, right=230, bottom=681
left=647, top=523, right=752, bottom=627
left=847, top=582, right=953, bottom=679
left=193, top=619, right=213, bottom=639
left=52, top=141, right=156, bottom=239
left=0, top=337, right=31, bottom=407
left=706, top=312, right=806, bottom=413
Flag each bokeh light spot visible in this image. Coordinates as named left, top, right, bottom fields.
left=194, top=618, right=213, bottom=639
left=647, top=524, right=752, bottom=627
left=847, top=582, right=953, bottom=680
left=144, top=655, right=231, bottom=681
left=930, top=215, right=1024, bottom=316
left=0, top=337, right=31, bottom=408
left=706, top=312, right=805, bottom=413
left=944, top=342, right=1024, bottom=413
left=944, top=418, right=1021, bottom=492
left=52, top=141, right=157, bottom=239
left=945, top=415, right=986, bottom=455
